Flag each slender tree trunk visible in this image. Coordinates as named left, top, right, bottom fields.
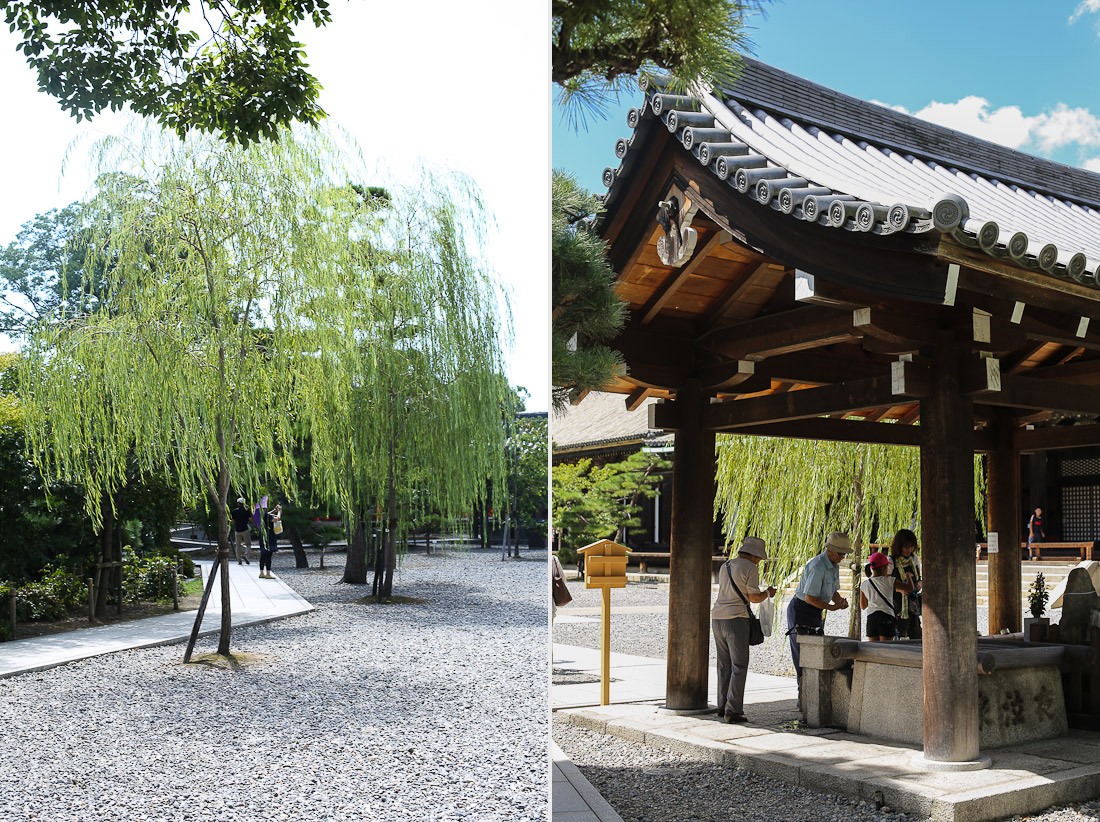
left=381, top=455, right=398, bottom=599
left=848, top=456, right=866, bottom=639
left=215, top=487, right=232, bottom=656
left=285, top=523, right=309, bottom=569
left=95, top=495, right=115, bottom=618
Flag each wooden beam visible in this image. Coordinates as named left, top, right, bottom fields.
left=1014, top=423, right=1100, bottom=453
left=624, top=386, right=651, bottom=412
left=697, top=374, right=928, bottom=431
left=701, top=306, right=861, bottom=362
left=727, top=417, right=921, bottom=446
left=640, top=229, right=727, bottom=324
left=794, top=269, right=872, bottom=310
left=948, top=246, right=1100, bottom=322
left=982, top=373, right=1100, bottom=415
left=1021, top=355, right=1100, bottom=385
left=697, top=359, right=769, bottom=393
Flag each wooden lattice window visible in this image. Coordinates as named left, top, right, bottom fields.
left=1061, top=484, right=1100, bottom=541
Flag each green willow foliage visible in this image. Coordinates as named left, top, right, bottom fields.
left=714, top=434, right=986, bottom=599
left=20, top=126, right=512, bottom=640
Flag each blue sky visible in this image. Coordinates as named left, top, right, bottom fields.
left=0, top=1, right=549, bottom=411
left=554, top=1, right=1100, bottom=194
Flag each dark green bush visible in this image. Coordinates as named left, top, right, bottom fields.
left=176, top=552, right=195, bottom=578
left=0, top=581, right=12, bottom=641
left=16, top=567, right=85, bottom=621
left=123, top=553, right=179, bottom=603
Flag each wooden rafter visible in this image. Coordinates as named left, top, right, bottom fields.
left=700, top=305, right=861, bottom=362
left=697, top=259, right=774, bottom=331
left=640, top=229, right=728, bottom=324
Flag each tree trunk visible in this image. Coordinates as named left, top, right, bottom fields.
left=95, top=495, right=115, bottom=618
left=847, top=459, right=866, bottom=640
left=381, top=466, right=398, bottom=599
left=285, top=523, right=309, bottom=569
left=215, top=493, right=232, bottom=656
left=342, top=511, right=368, bottom=584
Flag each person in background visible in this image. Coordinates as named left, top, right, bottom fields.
left=712, top=536, right=776, bottom=724
left=787, top=532, right=851, bottom=698
left=551, top=554, right=571, bottom=620
left=1028, top=507, right=1044, bottom=561
left=889, top=529, right=923, bottom=639
left=259, top=503, right=281, bottom=580
left=231, top=497, right=252, bottom=566
left=860, top=551, right=913, bottom=641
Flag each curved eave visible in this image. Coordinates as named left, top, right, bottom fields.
left=602, top=79, right=1100, bottom=290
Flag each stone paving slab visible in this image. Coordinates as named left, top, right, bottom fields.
left=0, top=561, right=313, bottom=678
left=557, top=702, right=1100, bottom=821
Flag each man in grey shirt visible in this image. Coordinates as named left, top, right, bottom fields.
left=711, top=536, right=776, bottom=723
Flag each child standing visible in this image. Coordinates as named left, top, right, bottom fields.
left=860, top=552, right=913, bottom=641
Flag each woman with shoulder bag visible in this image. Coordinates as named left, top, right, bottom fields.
left=711, top=536, right=776, bottom=724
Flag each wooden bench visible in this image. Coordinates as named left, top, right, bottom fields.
left=975, top=541, right=1095, bottom=561
left=627, top=552, right=733, bottom=581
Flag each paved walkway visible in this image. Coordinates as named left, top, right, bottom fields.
left=552, top=642, right=1100, bottom=822
left=0, top=560, right=313, bottom=678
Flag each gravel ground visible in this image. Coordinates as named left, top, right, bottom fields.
left=0, top=549, right=549, bottom=822
left=553, top=580, right=1100, bottom=822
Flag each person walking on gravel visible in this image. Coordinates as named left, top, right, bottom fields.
left=231, top=497, right=253, bottom=565
left=787, top=532, right=851, bottom=698
left=712, top=536, right=776, bottom=723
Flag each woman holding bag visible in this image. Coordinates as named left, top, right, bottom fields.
left=711, top=536, right=776, bottom=724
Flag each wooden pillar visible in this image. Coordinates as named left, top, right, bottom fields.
left=665, top=380, right=717, bottom=710
left=919, top=334, right=980, bottom=762
left=987, top=410, right=1021, bottom=635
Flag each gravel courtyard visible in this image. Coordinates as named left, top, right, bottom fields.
left=553, top=579, right=1100, bottom=822
left=0, top=549, right=548, bottom=822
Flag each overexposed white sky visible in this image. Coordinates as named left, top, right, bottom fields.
left=0, top=0, right=549, bottom=411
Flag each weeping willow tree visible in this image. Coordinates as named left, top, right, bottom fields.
left=714, top=434, right=986, bottom=638
left=298, top=172, right=512, bottom=597
left=19, top=126, right=368, bottom=659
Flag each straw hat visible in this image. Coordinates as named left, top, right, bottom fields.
left=737, top=536, right=768, bottom=560
left=824, top=532, right=852, bottom=554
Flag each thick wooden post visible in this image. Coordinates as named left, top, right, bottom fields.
left=665, top=380, right=717, bottom=710
left=919, top=334, right=982, bottom=764
left=987, top=410, right=1021, bottom=635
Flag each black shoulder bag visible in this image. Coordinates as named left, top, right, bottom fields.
left=725, top=561, right=765, bottom=646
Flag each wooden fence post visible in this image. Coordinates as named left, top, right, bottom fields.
left=87, top=577, right=95, bottom=622
left=9, top=590, right=16, bottom=636
left=172, top=570, right=179, bottom=611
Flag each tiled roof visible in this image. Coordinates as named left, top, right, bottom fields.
left=551, top=391, right=670, bottom=453
left=603, top=58, right=1100, bottom=286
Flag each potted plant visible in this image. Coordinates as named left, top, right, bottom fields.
left=1024, top=572, right=1050, bottom=639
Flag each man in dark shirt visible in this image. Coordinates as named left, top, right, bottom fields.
left=231, top=497, right=253, bottom=565
left=1027, top=507, right=1044, bottom=561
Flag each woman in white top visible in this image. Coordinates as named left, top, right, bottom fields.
left=859, top=551, right=913, bottom=641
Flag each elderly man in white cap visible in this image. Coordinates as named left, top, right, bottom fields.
left=712, top=536, right=776, bottom=723
left=787, top=531, right=852, bottom=696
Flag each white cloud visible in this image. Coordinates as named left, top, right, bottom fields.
left=910, top=97, right=1036, bottom=149
left=886, top=97, right=1100, bottom=166
left=1083, top=158, right=1100, bottom=173
left=1069, top=0, right=1100, bottom=25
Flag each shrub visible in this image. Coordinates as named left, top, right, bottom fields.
left=123, top=553, right=179, bottom=603
left=17, top=567, right=85, bottom=621
left=0, top=581, right=12, bottom=641
left=175, top=552, right=195, bottom=579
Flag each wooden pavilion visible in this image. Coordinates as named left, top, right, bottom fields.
left=595, top=58, right=1100, bottom=766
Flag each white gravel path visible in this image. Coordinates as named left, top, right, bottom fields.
left=553, top=580, right=1100, bottom=822
left=0, top=550, right=548, bottom=822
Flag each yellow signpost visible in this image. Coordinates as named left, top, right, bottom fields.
left=578, top=539, right=630, bottom=705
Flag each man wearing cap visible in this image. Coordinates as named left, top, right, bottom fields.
left=712, top=536, right=776, bottom=723
left=231, top=497, right=253, bottom=565
left=787, top=532, right=851, bottom=694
